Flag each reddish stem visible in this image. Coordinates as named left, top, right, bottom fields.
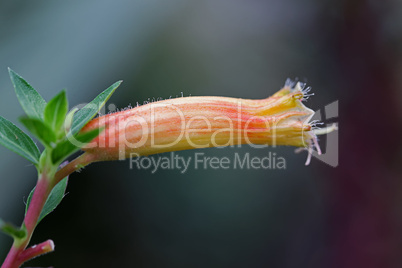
left=17, top=240, right=55, bottom=264
left=1, top=247, right=21, bottom=268
left=1, top=175, right=52, bottom=268
left=53, top=152, right=97, bottom=185
left=24, top=177, right=51, bottom=232
left=2, top=153, right=97, bottom=268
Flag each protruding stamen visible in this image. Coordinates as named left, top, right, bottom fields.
left=305, top=147, right=313, bottom=165
left=312, top=135, right=322, bottom=155
left=313, top=123, right=338, bottom=136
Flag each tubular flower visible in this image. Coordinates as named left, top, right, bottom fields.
left=80, top=81, right=326, bottom=164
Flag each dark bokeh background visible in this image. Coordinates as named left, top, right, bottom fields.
left=1, top=0, right=401, bottom=267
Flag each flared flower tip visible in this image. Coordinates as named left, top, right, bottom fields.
left=281, top=80, right=338, bottom=165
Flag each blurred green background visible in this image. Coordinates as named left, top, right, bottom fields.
left=1, top=0, right=401, bottom=267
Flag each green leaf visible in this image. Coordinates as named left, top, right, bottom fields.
left=0, top=219, right=27, bottom=239
left=0, top=116, right=40, bottom=164
left=8, top=68, right=47, bottom=119
left=20, top=117, right=56, bottom=147
left=44, top=90, right=68, bottom=133
left=51, top=128, right=102, bottom=164
left=70, top=81, right=121, bottom=135
left=63, top=108, right=78, bottom=134
left=25, top=177, right=68, bottom=224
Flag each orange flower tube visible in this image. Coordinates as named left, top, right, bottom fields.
left=80, top=81, right=323, bottom=163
